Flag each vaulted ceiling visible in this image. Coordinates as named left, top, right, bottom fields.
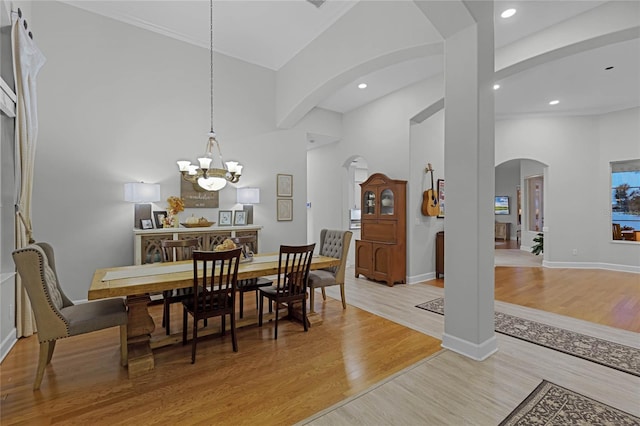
left=60, top=0, right=639, bottom=120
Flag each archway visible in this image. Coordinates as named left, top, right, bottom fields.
left=495, top=158, right=548, bottom=267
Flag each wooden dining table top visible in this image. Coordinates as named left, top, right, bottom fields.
left=89, top=253, right=340, bottom=300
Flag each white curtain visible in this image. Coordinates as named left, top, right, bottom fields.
left=12, top=12, right=46, bottom=337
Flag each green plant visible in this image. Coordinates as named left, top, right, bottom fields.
left=531, top=232, right=543, bottom=255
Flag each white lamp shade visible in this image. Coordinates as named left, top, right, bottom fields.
left=124, top=182, right=161, bottom=203
left=237, top=187, right=260, bottom=204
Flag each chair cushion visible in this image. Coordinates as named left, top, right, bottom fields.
left=61, top=298, right=127, bottom=336
left=308, top=270, right=337, bottom=289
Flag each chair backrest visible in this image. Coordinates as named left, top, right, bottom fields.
left=231, top=235, right=257, bottom=257
left=12, top=243, right=74, bottom=342
left=612, top=223, right=622, bottom=240
left=161, top=238, right=199, bottom=262
left=319, top=229, right=353, bottom=283
left=191, top=248, right=242, bottom=316
left=275, top=243, right=316, bottom=298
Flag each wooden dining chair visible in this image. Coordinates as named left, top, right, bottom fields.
left=308, top=229, right=352, bottom=313
left=612, top=223, right=622, bottom=240
left=160, top=238, right=199, bottom=335
left=12, top=243, right=128, bottom=390
left=231, top=235, right=272, bottom=318
left=258, top=243, right=315, bottom=339
left=182, top=247, right=242, bottom=363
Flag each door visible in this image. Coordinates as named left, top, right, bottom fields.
left=355, top=240, right=372, bottom=277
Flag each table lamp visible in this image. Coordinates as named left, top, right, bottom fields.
left=124, top=182, right=161, bottom=228
left=237, top=187, right=260, bottom=224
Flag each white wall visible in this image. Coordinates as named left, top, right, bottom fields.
left=308, top=95, right=639, bottom=281
left=408, top=109, right=444, bottom=282
left=597, top=107, right=640, bottom=269
left=26, top=1, right=330, bottom=301
left=307, top=74, right=445, bottom=281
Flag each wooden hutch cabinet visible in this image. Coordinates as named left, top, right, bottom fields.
left=355, top=173, right=407, bottom=286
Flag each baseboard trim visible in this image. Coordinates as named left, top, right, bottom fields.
left=1, top=327, right=17, bottom=363
left=407, top=272, right=435, bottom=284
left=441, top=333, right=498, bottom=361
left=543, top=260, right=640, bottom=274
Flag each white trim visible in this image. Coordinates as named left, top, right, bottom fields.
left=543, top=260, right=640, bottom=274
left=407, top=272, right=435, bottom=284
left=0, top=327, right=17, bottom=363
left=441, top=333, right=498, bottom=361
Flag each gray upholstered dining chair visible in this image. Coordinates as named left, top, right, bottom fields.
left=12, top=242, right=128, bottom=390
left=308, top=229, right=352, bottom=313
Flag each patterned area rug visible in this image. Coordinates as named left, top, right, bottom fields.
left=499, top=380, right=640, bottom=425
left=416, top=298, right=640, bottom=377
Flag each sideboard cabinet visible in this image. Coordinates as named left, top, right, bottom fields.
left=355, top=173, right=407, bottom=286
left=133, top=226, right=262, bottom=265
left=495, top=222, right=510, bottom=241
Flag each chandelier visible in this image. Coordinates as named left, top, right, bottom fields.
left=177, top=0, right=242, bottom=192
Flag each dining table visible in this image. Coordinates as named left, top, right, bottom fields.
left=89, top=253, right=341, bottom=377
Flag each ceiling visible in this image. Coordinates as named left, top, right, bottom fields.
left=60, top=0, right=639, bottom=119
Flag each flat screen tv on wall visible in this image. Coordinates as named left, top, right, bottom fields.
left=495, top=196, right=509, bottom=215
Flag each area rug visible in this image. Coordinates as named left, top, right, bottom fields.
left=415, top=298, right=640, bottom=377
left=499, top=380, right=640, bottom=425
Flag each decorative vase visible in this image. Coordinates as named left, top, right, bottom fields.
left=173, top=214, right=179, bottom=228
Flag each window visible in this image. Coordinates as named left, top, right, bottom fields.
left=611, top=160, right=640, bottom=240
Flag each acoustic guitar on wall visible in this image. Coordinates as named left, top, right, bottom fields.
left=421, top=163, right=439, bottom=216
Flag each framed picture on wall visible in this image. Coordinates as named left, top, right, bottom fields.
left=437, top=179, right=445, bottom=218
left=277, top=174, right=293, bottom=197
left=277, top=198, right=293, bottom=221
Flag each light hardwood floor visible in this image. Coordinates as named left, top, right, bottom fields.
left=304, top=266, right=640, bottom=425
left=1, top=264, right=639, bottom=425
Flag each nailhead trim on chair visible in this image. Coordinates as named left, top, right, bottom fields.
left=22, top=246, right=71, bottom=339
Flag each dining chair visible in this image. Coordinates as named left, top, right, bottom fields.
left=182, top=247, right=242, bottom=363
left=308, top=229, right=352, bottom=313
left=12, top=243, right=128, bottom=390
left=612, top=223, right=622, bottom=240
left=231, top=235, right=272, bottom=318
left=258, top=243, right=315, bottom=339
left=160, top=238, right=199, bottom=335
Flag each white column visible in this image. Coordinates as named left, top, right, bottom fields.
left=441, top=2, right=497, bottom=360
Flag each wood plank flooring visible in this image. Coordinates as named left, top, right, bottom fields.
left=306, top=267, right=639, bottom=425
left=0, top=297, right=440, bottom=425
left=2, top=262, right=639, bottom=425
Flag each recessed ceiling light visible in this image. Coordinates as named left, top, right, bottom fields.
left=549, top=100, right=560, bottom=106
left=493, top=84, right=500, bottom=90
left=358, top=83, right=367, bottom=89
left=501, top=8, right=516, bottom=18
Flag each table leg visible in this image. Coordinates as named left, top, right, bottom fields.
left=125, top=295, right=155, bottom=378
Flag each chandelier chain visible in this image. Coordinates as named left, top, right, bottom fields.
left=210, top=0, right=214, bottom=134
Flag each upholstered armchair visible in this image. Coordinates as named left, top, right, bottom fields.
left=12, top=243, right=128, bottom=390
left=307, top=229, right=352, bottom=313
